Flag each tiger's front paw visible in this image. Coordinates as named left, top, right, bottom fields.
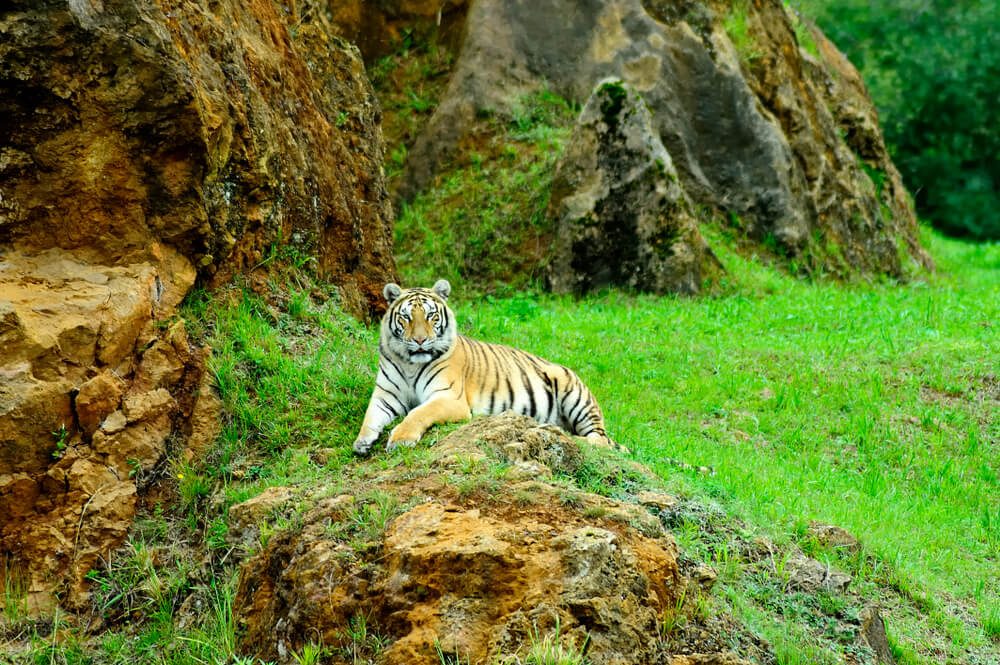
left=353, top=437, right=376, bottom=456
left=387, top=424, right=421, bottom=452
left=385, top=437, right=418, bottom=453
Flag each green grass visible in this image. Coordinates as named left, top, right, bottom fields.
left=725, top=0, right=763, bottom=64
left=394, top=90, right=577, bottom=294
left=13, top=230, right=994, bottom=663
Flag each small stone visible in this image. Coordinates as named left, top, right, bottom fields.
left=860, top=606, right=895, bottom=664
left=692, top=564, right=718, bottom=589
left=637, top=491, right=679, bottom=511
left=784, top=551, right=851, bottom=593
left=100, top=410, right=127, bottom=434
left=75, top=372, right=124, bottom=435
left=807, top=521, right=861, bottom=553
left=230, top=487, right=296, bottom=531
left=122, top=388, right=174, bottom=423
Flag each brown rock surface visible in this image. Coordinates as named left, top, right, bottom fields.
left=860, top=605, right=896, bottom=664
left=400, top=0, right=931, bottom=279
left=331, top=0, right=469, bottom=61
left=783, top=551, right=851, bottom=593
left=0, top=0, right=396, bottom=316
left=0, top=249, right=204, bottom=609
left=0, top=0, right=399, bottom=610
left=235, top=414, right=689, bottom=665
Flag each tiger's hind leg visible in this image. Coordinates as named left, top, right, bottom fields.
left=585, top=432, right=630, bottom=454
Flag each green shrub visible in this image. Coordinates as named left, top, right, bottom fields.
left=797, top=0, right=1000, bottom=240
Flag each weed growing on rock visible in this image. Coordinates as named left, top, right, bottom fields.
left=725, top=1, right=763, bottom=64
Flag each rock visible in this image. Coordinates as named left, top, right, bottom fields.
left=435, top=411, right=585, bottom=476
left=75, top=372, right=125, bottom=436
left=637, top=491, right=680, bottom=512
left=692, top=564, right=718, bottom=590
left=235, top=416, right=682, bottom=665
left=122, top=389, right=174, bottom=424
left=547, top=79, right=719, bottom=295
left=0, top=0, right=401, bottom=611
left=859, top=606, right=895, bottom=664
left=229, top=487, right=296, bottom=532
left=400, top=0, right=931, bottom=278
left=783, top=551, right=851, bottom=593
left=0, top=0, right=396, bottom=318
left=183, top=369, right=223, bottom=463
left=807, top=521, right=861, bottom=553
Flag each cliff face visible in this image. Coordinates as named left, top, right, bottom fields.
left=397, top=0, right=932, bottom=289
left=0, top=0, right=396, bottom=313
left=0, top=0, right=395, bottom=609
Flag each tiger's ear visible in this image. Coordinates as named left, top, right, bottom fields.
left=383, top=283, right=402, bottom=304
left=432, top=279, right=451, bottom=301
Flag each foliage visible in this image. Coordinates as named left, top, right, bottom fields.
left=796, top=0, right=1000, bottom=240
left=725, top=0, right=763, bottom=64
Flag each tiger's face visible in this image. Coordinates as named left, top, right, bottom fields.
left=381, top=279, right=456, bottom=364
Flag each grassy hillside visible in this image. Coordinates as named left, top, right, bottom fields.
left=4, top=230, right=995, bottom=664
left=455, top=230, right=999, bottom=662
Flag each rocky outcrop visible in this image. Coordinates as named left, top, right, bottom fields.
left=0, top=249, right=203, bottom=610
left=0, top=0, right=396, bottom=609
left=399, top=0, right=932, bottom=281
left=234, top=414, right=719, bottom=665
left=0, top=0, right=396, bottom=316
left=547, top=79, right=719, bottom=295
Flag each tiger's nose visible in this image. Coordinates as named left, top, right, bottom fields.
left=413, top=337, right=427, bottom=345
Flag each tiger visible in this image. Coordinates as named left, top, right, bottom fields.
left=352, top=279, right=625, bottom=455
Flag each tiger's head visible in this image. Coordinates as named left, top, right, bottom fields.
left=381, top=279, right=456, bottom=364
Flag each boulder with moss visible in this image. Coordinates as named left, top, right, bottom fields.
left=234, top=414, right=770, bottom=665
left=400, top=0, right=932, bottom=283
left=547, top=79, right=720, bottom=295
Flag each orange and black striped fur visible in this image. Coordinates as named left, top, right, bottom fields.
left=353, top=280, right=623, bottom=455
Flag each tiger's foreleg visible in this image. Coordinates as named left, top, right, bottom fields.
left=353, top=384, right=407, bottom=455
left=386, top=396, right=471, bottom=452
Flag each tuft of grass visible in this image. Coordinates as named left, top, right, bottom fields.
left=725, top=1, right=763, bottom=64
left=981, top=599, right=1000, bottom=642
left=498, top=618, right=588, bottom=665
left=785, top=2, right=821, bottom=58
left=346, top=491, right=402, bottom=547
left=2, top=556, right=28, bottom=627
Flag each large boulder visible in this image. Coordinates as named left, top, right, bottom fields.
left=235, top=414, right=690, bottom=665
left=400, top=0, right=932, bottom=280
left=0, top=249, right=201, bottom=610
left=547, top=79, right=719, bottom=295
left=0, top=0, right=396, bottom=610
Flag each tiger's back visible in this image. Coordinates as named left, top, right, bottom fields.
left=352, top=279, right=617, bottom=455
left=455, top=336, right=608, bottom=439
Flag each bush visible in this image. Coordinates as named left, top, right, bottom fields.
left=799, top=0, right=1000, bottom=240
